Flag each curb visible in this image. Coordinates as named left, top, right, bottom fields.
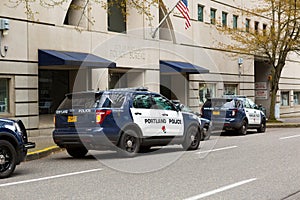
left=266, top=123, right=300, bottom=128
left=25, top=146, right=65, bottom=161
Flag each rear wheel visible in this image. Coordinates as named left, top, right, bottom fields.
left=119, top=129, right=140, bottom=157
left=183, top=125, right=201, bottom=151
left=0, top=140, right=17, bottom=179
left=238, top=120, right=248, bottom=135
left=66, top=146, right=88, bottom=158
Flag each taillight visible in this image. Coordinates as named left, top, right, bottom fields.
left=231, top=109, right=238, bottom=117
left=96, top=110, right=112, bottom=124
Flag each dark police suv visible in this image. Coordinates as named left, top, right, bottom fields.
left=0, top=118, right=35, bottom=178
left=53, top=88, right=201, bottom=157
left=201, top=96, right=266, bottom=135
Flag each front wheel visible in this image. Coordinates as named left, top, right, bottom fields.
left=183, top=125, right=201, bottom=151
left=201, top=126, right=211, bottom=141
left=0, top=140, right=17, bottom=179
left=118, top=129, right=140, bottom=157
left=66, top=146, right=88, bottom=158
left=257, top=120, right=266, bottom=133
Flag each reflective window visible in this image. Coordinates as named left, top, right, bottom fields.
left=245, top=18, right=250, bottom=32
left=199, top=83, right=216, bottom=104
left=133, top=95, right=152, bottom=109
left=0, top=79, right=9, bottom=113
left=210, top=8, right=216, bottom=24
left=198, top=5, right=204, bottom=22
left=281, top=91, right=289, bottom=106
left=222, top=12, right=227, bottom=27
left=152, top=95, right=175, bottom=110
left=224, top=84, right=238, bottom=95
left=233, top=15, right=238, bottom=29
left=294, top=92, right=300, bottom=105
left=108, top=0, right=126, bottom=33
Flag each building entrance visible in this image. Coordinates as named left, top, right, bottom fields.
left=39, top=70, right=70, bottom=114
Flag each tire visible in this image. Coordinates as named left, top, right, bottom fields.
left=257, top=120, right=266, bottom=133
left=182, top=125, right=201, bottom=151
left=119, top=129, right=140, bottom=157
left=0, top=140, right=17, bottom=179
left=139, top=146, right=151, bottom=153
left=238, top=120, right=248, bottom=135
left=202, top=126, right=211, bottom=141
left=66, top=146, right=88, bottom=158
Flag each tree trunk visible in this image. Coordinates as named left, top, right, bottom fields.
left=269, top=64, right=284, bottom=120
left=269, top=85, right=277, bottom=120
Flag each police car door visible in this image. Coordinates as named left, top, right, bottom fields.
left=131, top=94, right=163, bottom=137
left=247, top=98, right=261, bottom=124
left=244, top=99, right=260, bottom=125
left=152, top=94, right=184, bottom=136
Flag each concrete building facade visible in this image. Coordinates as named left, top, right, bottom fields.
left=0, top=0, right=299, bottom=135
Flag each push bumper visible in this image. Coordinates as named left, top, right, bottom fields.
left=24, top=142, right=35, bottom=149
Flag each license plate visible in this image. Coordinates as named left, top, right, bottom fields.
left=212, top=111, right=220, bottom=115
left=68, top=116, right=77, bottom=123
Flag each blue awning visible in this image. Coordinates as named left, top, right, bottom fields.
left=160, top=60, right=209, bottom=74
left=38, top=49, right=116, bottom=68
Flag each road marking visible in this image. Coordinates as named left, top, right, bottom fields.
left=0, top=168, right=103, bottom=187
left=183, top=178, right=257, bottom=200
left=279, top=134, right=300, bottom=140
left=195, top=146, right=238, bottom=154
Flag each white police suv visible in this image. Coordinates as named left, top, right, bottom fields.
left=53, top=88, right=201, bottom=157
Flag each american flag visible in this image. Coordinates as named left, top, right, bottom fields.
left=176, top=0, right=191, bottom=29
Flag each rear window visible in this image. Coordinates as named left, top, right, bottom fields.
left=58, top=93, right=102, bottom=110
left=98, top=93, right=126, bottom=108
left=203, top=99, right=243, bottom=109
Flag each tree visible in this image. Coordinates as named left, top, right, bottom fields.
left=7, top=0, right=158, bottom=22
left=218, top=0, right=300, bottom=120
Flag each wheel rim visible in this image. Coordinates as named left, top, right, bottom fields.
left=0, top=147, right=12, bottom=173
left=242, top=121, right=247, bottom=134
left=124, top=134, right=137, bottom=153
left=261, top=123, right=265, bottom=131
left=190, top=127, right=199, bottom=147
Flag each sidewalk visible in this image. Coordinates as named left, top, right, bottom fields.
left=25, top=115, right=300, bottom=161
left=266, top=116, right=300, bottom=128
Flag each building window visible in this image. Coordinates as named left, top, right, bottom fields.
left=263, top=24, right=267, bottom=35
left=107, top=0, right=126, bottom=33
left=210, top=8, right=216, bottom=24
left=222, top=12, right=227, bottom=27
left=281, top=91, right=290, bottom=106
left=245, top=18, right=250, bottom=32
left=199, top=83, right=216, bottom=104
left=0, top=79, right=9, bottom=113
left=198, top=5, right=204, bottom=22
left=233, top=15, right=238, bottom=29
left=64, top=0, right=88, bottom=28
left=224, top=84, right=238, bottom=95
left=294, top=92, right=300, bottom=105
left=254, top=21, right=259, bottom=33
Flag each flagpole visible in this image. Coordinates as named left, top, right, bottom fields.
left=151, top=0, right=181, bottom=39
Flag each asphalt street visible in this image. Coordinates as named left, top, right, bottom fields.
left=1, top=128, right=300, bottom=200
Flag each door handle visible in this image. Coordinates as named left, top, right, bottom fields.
left=134, top=112, right=142, bottom=115
left=162, top=113, right=168, bottom=116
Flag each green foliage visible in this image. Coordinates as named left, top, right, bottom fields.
left=217, top=0, right=300, bottom=120
left=7, top=0, right=158, bottom=22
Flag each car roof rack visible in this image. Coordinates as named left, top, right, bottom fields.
left=222, top=95, right=247, bottom=99
left=108, top=87, right=149, bottom=92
